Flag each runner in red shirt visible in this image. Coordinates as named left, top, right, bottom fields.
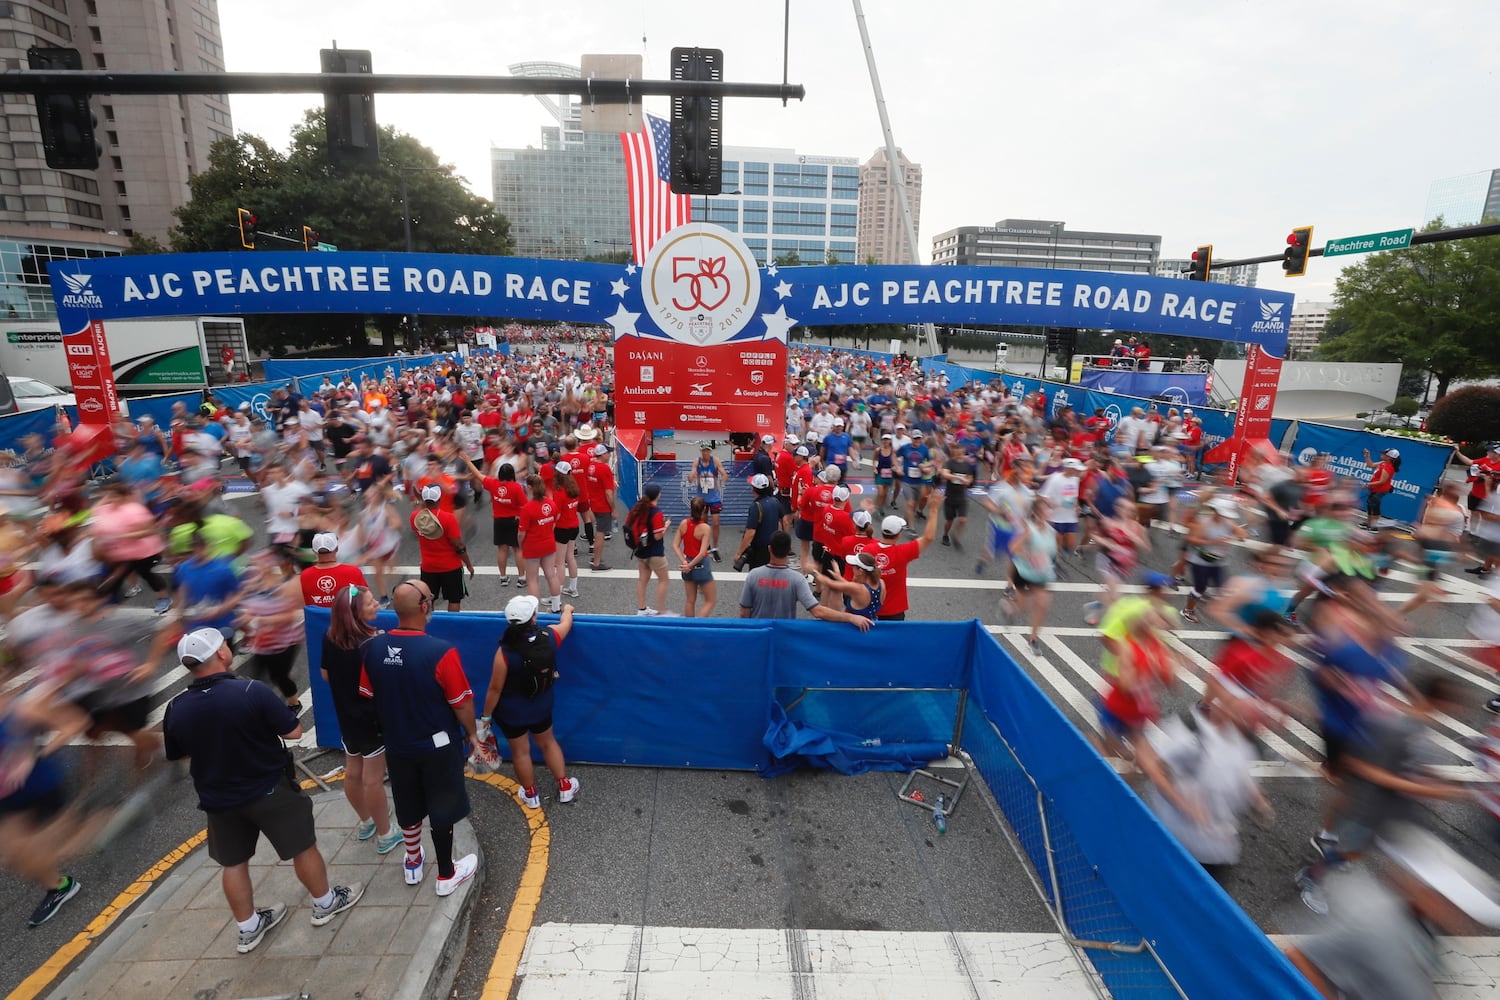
left=847, top=492, right=942, bottom=620
left=460, top=454, right=529, bottom=585
left=299, top=532, right=368, bottom=607
left=410, top=486, right=473, bottom=612
left=517, top=474, right=563, bottom=611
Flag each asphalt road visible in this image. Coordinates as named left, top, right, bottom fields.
left=4, top=479, right=1499, bottom=996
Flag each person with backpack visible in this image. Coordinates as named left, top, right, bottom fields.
left=410, top=485, right=474, bottom=613
left=625, top=484, right=670, bottom=616
left=476, top=595, right=579, bottom=810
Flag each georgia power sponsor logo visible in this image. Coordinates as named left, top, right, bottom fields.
left=58, top=272, right=104, bottom=309
left=1250, top=300, right=1287, bottom=335
left=642, top=223, right=761, bottom=347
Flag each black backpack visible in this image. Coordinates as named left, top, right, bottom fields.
left=502, top=624, right=558, bottom=698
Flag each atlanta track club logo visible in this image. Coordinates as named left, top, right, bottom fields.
left=641, top=223, right=761, bottom=347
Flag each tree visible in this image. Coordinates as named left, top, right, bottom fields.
left=170, top=112, right=513, bottom=354
left=1318, top=224, right=1500, bottom=399
left=824, top=248, right=842, bottom=266
left=774, top=250, right=802, bottom=268
left=124, top=234, right=169, bottom=255
left=1425, top=386, right=1500, bottom=443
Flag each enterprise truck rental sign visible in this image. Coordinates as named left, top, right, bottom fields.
left=614, top=223, right=786, bottom=436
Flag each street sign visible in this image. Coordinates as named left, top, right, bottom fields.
left=315, top=242, right=337, bottom=252
left=1322, top=228, right=1414, bottom=258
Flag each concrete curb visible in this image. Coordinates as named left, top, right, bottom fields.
left=400, top=815, right=483, bottom=1000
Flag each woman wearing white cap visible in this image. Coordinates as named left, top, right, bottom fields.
left=814, top=551, right=884, bottom=623
left=1361, top=446, right=1401, bottom=525
left=479, top=595, right=578, bottom=810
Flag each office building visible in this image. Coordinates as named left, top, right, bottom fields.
left=930, top=220, right=1160, bottom=273
left=700, top=147, right=860, bottom=265
left=856, top=147, right=922, bottom=264
left=0, top=0, right=233, bottom=243
left=0, top=227, right=127, bottom=321
left=1154, top=258, right=1259, bottom=288
left=1424, top=168, right=1500, bottom=226
left=1288, top=300, right=1333, bottom=359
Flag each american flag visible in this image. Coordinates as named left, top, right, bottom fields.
left=620, top=113, right=693, bottom=263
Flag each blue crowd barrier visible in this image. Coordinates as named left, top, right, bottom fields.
left=126, top=389, right=206, bottom=429
left=261, top=353, right=443, bottom=384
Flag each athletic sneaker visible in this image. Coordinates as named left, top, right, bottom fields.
left=941, top=536, right=950, bottom=546
left=1487, top=697, right=1500, bottom=714
left=636, top=608, right=659, bottom=616
left=355, top=819, right=377, bottom=841
left=310, top=882, right=364, bottom=926
left=236, top=903, right=287, bottom=953
left=518, top=785, right=541, bottom=809
left=1294, top=868, right=1328, bottom=915
left=974, top=561, right=986, bottom=576
left=403, top=849, right=425, bottom=886
left=153, top=597, right=172, bottom=615
left=1179, top=608, right=1199, bottom=624
left=1028, top=637, right=1043, bottom=657
left=563, top=585, right=580, bottom=598
left=26, top=876, right=81, bottom=928
left=1083, top=601, right=1103, bottom=627
left=436, top=854, right=478, bottom=898
left=375, top=829, right=402, bottom=855
left=710, top=548, right=722, bottom=563
left=1309, top=831, right=1339, bottom=858
left=558, top=776, right=580, bottom=803
left=497, top=576, right=510, bottom=587
left=592, top=563, right=612, bottom=572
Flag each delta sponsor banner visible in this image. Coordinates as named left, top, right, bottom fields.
left=1224, top=344, right=1284, bottom=481
left=1078, top=369, right=1209, bottom=407
left=62, top=318, right=118, bottom=424
left=1289, top=423, right=1453, bottom=524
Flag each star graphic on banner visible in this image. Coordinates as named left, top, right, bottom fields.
left=610, top=276, right=629, bottom=297
left=774, top=279, right=793, bottom=300
left=765, top=263, right=779, bottom=277
left=625, top=263, right=638, bottom=275
left=606, top=302, right=642, bottom=340
left=760, top=304, right=798, bottom=341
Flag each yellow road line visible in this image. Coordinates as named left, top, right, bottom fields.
left=9, top=768, right=550, bottom=1000
left=5, top=830, right=207, bottom=1000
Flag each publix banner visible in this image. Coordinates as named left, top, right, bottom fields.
left=1289, top=423, right=1452, bottom=524
left=1078, top=369, right=1210, bottom=407
left=47, top=231, right=1292, bottom=427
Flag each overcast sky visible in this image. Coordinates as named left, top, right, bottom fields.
left=217, top=0, right=1498, bottom=302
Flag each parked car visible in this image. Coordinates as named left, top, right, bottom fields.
left=9, top=376, right=76, bottom=413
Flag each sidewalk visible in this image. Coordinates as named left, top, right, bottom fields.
left=47, top=790, right=480, bottom=1000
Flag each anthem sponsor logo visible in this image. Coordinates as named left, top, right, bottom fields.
left=1250, top=300, right=1287, bottom=335
left=58, top=272, right=104, bottom=309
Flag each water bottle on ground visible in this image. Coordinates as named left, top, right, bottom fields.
left=933, top=794, right=947, bottom=834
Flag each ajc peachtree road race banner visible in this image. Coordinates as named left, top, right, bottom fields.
left=47, top=226, right=1293, bottom=426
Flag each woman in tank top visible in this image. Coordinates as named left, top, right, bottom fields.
left=672, top=497, right=716, bottom=617
left=814, top=550, right=884, bottom=622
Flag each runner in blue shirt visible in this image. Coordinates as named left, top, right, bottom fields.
left=821, top=419, right=852, bottom=476
left=692, top=443, right=726, bottom=561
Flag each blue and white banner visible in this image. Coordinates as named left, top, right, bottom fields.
left=0, top=406, right=61, bottom=456
left=1078, top=369, right=1210, bottom=407
left=47, top=245, right=1292, bottom=355
left=1289, top=423, right=1453, bottom=523
left=261, top=354, right=444, bottom=384
left=213, top=379, right=291, bottom=421
left=126, top=390, right=204, bottom=429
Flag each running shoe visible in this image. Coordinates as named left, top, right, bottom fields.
left=375, top=829, right=402, bottom=855
left=435, top=854, right=478, bottom=897
left=403, top=849, right=425, bottom=886
left=1083, top=601, right=1103, bottom=627
left=1309, top=831, right=1340, bottom=858
left=1028, top=637, right=1043, bottom=657
left=153, top=597, right=171, bottom=615
left=1294, top=868, right=1328, bottom=916
left=355, top=819, right=377, bottom=841
left=1488, top=697, right=1500, bottom=714
left=26, top=876, right=81, bottom=928
left=558, top=776, right=580, bottom=803
left=236, top=903, right=287, bottom=953
left=497, top=576, right=510, bottom=587
left=1180, top=608, right=1199, bottom=624
left=310, top=882, right=364, bottom=926
left=517, top=785, right=541, bottom=809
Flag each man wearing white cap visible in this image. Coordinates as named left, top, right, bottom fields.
left=730, top=473, right=783, bottom=571
left=410, top=484, right=474, bottom=613
left=164, top=628, right=364, bottom=953
left=752, top=435, right=777, bottom=481
left=847, top=492, right=943, bottom=621
left=299, top=533, right=368, bottom=609
left=1038, top=458, right=1087, bottom=559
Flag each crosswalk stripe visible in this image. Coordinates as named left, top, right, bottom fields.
left=998, top=632, right=1104, bottom=736
left=1158, top=635, right=1317, bottom=765
left=1400, top=642, right=1494, bottom=688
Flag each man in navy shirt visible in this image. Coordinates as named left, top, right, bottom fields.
left=164, top=628, right=362, bottom=953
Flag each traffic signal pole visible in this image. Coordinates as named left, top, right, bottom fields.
left=1206, top=220, right=1500, bottom=272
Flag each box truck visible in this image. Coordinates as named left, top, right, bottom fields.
left=0, top=316, right=249, bottom=392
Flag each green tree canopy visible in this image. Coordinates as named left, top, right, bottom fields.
left=170, top=111, right=512, bottom=354
left=1317, top=224, right=1500, bottom=399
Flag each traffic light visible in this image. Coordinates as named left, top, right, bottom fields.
left=1188, top=244, right=1213, bottom=281
left=1283, top=226, right=1314, bottom=277
left=27, top=48, right=100, bottom=170
left=303, top=225, right=320, bottom=251
left=669, top=47, right=723, bottom=195
left=237, top=208, right=257, bottom=249
left=320, top=48, right=378, bottom=165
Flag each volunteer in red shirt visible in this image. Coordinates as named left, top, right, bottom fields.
left=849, top=492, right=942, bottom=621
left=460, top=454, right=528, bottom=587
left=798, top=465, right=840, bottom=570
left=550, top=461, right=583, bottom=601
left=812, top=486, right=856, bottom=606
left=789, top=446, right=818, bottom=559
left=583, top=443, right=617, bottom=572
left=299, top=532, right=368, bottom=607
left=416, top=455, right=457, bottom=515
left=1361, top=446, right=1400, bottom=523
left=775, top=435, right=800, bottom=526
left=1182, top=413, right=1204, bottom=476
left=1463, top=443, right=1500, bottom=514
left=410, top=485, right=474, bottom=613
left=517, top=474, right=563, bottom=613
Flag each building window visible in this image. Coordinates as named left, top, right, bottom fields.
left=101, top=103, right=114, bottom=122
left=106, top=130, right=118, bottom=147
left=86, top=0, right=98, bottom=14
left=89, top=25, right=101, bottom=43
left=109, top=155, right=122, bottom=171
left=114, top=180, right=126, bottom=196
left=196, top=34, right=222, bottom=59
left=0, top=3, right=13, bottom=18
left=119, top=205, right=130, bottom=221
left=93, top=52, right=106, bottom=69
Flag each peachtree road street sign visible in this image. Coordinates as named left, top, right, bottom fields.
left=315, top=242, right=338, bottom=252
left=1322, top=228, right=1414, bottom=258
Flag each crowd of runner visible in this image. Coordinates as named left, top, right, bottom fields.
left=0, top=336, right=1496, bottom=992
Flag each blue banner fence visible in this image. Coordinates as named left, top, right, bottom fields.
left=303, top=610, right=1317, bottom=1000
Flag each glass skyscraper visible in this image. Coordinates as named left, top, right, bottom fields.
left=1424, top=169, right=1500, bottom=226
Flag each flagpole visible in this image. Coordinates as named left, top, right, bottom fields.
left=851, top=0, right=937, bottom=356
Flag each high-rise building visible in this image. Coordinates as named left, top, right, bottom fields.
left=1154, top=258, right=1259, bottom=288
left=0, top=0, right=233, bottom=243
left=1424, top=168, right=1500, bottom=226
left=490, top=56, right=643, bottom=259
left=1288, top=300, right=1333, bottom=359
left=703, top=148, right=860, bottom=265
left=931, top=220, right=1160, bottom=274
left=856, top=147, right=922, bottom=264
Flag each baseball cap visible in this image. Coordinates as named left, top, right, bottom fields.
left=312, top=532, right=339, bottom=553
left=848, top=551, right=878, bottom=573
left=1383, top=447, right=1400, bottom=458
left=832, top=485, right=851, bottom=502
left=881, top=514, right=906, bottom=536
left=555, top=460, right=572, bottom=475
left=749, top=473, right=771, bottom=490
left=699, top=442, right=713, bottom=451
left=795, top=445, right=811, bottom=458
left=881, top=433, right=893, bottom=440
left=643, top=483, right=661, bottom=500
left=421, top=484, right=442, bottom=503
left=504, top=594, right=540, bottom=624
left=852, top=510, right=873, bottom=529
left=1142, top=571, right=1175, bottom=590
left=833, top=417, right=845, bottom=425
left=284, top=416, right=300, bottom=426
left=785, top=433, right=800, bottom=443
left=593, top=443, right=609, bottom=456
left=1487, top=442, right=1500, bottom=452
left=1063, top=458, right=1087, bottom=470
left=1208, top=496, right=1239, bottom=518
left=761, top=434, right=777, bottom=445
left=178, top=627, right=225, bottom=664
left=237, top=402, right=251, bottom=411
